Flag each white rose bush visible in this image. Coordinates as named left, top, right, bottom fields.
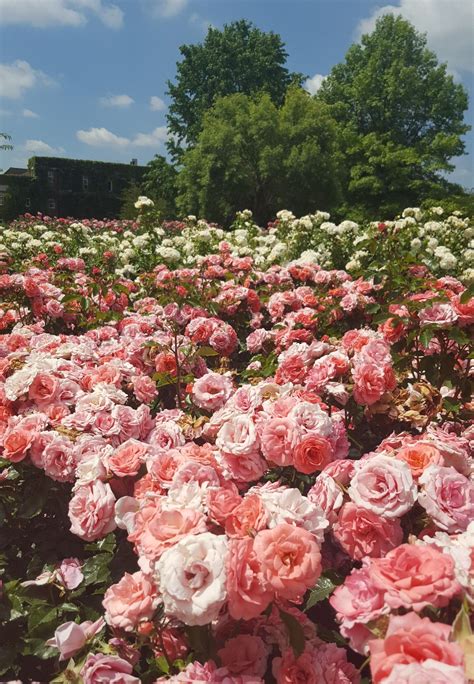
left=0, top=199, right=472, bottom=682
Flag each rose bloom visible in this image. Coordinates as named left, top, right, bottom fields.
left=103, top=571, right=159, bottom=632
left=419, top=302, right=458, bottom=328
left=348, top=454, right=417, bottom=518
left=370, top=543, right=460, bottom=611
left=254, top=523, right=321, bottom=602
left=419, top=464, right=474, bottom=533
left=109, top=439, right=148, bottom=478
left=307, top=473, right=344, bottom=524
left=41, top=435, right=76, bottom=482
left=132, top=375, right=157, bottom=403
left=46, top=617, right=104, bottom=661
left=2, top=428, right=35, bottom=463
left=333, top=503, right=403, bottom=560
left=382, top=661, right=467, bottom=684
left=207, top=485, right=242, bottom=526
left=192, top=372, right=233, bottom=411
left=293, top=434, right=334, bottom=474
left=56, top=557, right=83, bottom=590
left=128, top=500, right=207, bottom=561
left=68, top=481, right=116, bottom=542
left=216, top=414, right=259, bottom=456
left=218, top=635, right=269, bottom=678
left=28, top=372, right=59, bottom=404
left=218, top=449, right=267, bottom=485
left=352, top=362, right=396, bottom=406
left=396, top=443, right=444, bottom=479
left=226, top=538, right=272, bottom=620
left=81, top=654, right=139, bottom=684
left=225, top=494, right=268, bottom=538
left=259, top=417, right=302, bottom=467
left=369, top=612, right=464, bottom=684
left=273, top=642, right=360, bottom=684
left=156, top=533, right=228, bottom=626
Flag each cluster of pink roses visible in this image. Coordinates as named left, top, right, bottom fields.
left=1, top=250, right=473, bottom=683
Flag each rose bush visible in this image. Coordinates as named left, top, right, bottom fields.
left=0, top=201, right=472, bottom=682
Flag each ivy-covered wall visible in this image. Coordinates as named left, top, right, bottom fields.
left=0, top=157, right=147, bottom=220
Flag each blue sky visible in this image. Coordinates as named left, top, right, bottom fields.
left=0, top=0, right=473, bottom=187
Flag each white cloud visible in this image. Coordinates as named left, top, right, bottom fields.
left=22, top=108, right=39, bottom=118
left=149, top=0, right=188, bottom=18
left=189, top=12, right=212, bottom=32
left=132, top=126, right=168, bottom=146
left=76, top=125, right=169, bottom=148
left=0, top=60, right=55, bottom=99
left=100, top=94, right=134, bottom=108
left=150, top=95, right=166, bottom=111
left=0, top=0, right=124, bottom=29
left=24, top=139, right=64, bottom=154
left=357, top=0, right=474, bottom=74
left=76, top=127, right=129, bottom=147
left=304, top=73, right=326, bottom=95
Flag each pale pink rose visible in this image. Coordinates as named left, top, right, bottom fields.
left=254, top=523, right=321, bottom=601
left=225, top=494, right=268, bottom=538
left=131, top=375, right=157, bottom=403
left=113, top=405, right=142, bottom=442
left=307, top=473, right=344, bottom=524
left=109, top=439, right=148, bottom=478
left=56, top=557, right=83, bottom=590
left=103, top=571, right=159, bottom=632
left=207, top=485, right=242, bottom=526
left=81, top=654, right=139, bottom=683
left=348, top=455, right=417, bottom=518
left=246, top=328, right=271, bottom=353
left=352, top=362, right=396, bottom=405
left=45, top=299, right=65, bottom=318
left=226, top=538, right=272, bottom=620
left=92, top=410, right=121, bottom=438
left=419, top=464, right=474, bottom=533
left=382, top=660, right=467, bottom=684
left=259, top=417, right=301, bottom=466
left=216, top=414, right=259, bottom=456
left=68, top=481, right=116, bottom=541
left=128, top=500, right=207, bottom=561
left=47, top=617, right=104, bottom=660
left=288, top=401, right=332, bottom=435
left=147, top=421, right=185, bottom=451
left=370, top=543, right=460, bottom=611
left=28, top=372, right=59, bottom=404
left=333, top=503, right=403, bottom=560
left=257, top=486, right=328, bottom=543
left=147, top=449, right=184, bottom=489
left=218, top=449, right=267, bottom=485
left=171, top=460, right=220, bottom=490
left=115, top=496, right=139, bottom=533
left=323, top=458, right=355, bottom=485
left=369, top=612, right=464, bottom=683
left=41, top=435, right=76, bottom=482
left=156, top=533, right=228, bottom=626
left=419, top=302, right=458, bottom=328
left=192, top=372, right=233, bottom=411
left=218, top=635, right=269, bottom=677
left=356, top=339, right=392, bottom=366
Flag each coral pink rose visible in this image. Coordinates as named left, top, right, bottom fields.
left=225, top=494, right=268, bottom=538
left=219, top=449, right=267, bottom=485
left=370, top=543, right=460, bottom=610
left=226, top=538, right=272, bottom=620
left=396, top=442, right=443, bottom=479
left=109, top=439, right=148, bottom=477
left=218, top=635, right=269, bottom=677
left=129, top=501, right=207, bottom=561
left=333, top=503, right=403, bottom=560
left=293, top=434, right=334, bottom=474
left=254, top=523, right=321, bottom=601
left=259, top=417, right=301, bottom=467
left=103, top=571, right=159, bottom=631
left=369, top=612, right=464, bottom=683
left=68, top=481, right=116, bottom=541
left=352, top=362, right=396, bottom=405
left=207, top=485, right=242, bottom=526
left=192, top=372, right=233, bottom=411
left=2, top=428, right=35, bottom=463
left=28, top=372, right=59, bottom=403
left=81, top=654, right=139, bottom=683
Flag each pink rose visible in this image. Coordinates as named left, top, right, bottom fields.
left=419, top=302, right=458, bottom=328
left=348, top=455, right=417, bottom=518
left=131, top=375, right=157, bottom=403
left=192, top=372, right=233, bottom=411
left=226, top=538, right=272, bottom=620
left=81, top=654, right=139, bottom=683
left=259, top=417, right=301, bottom=467
left=68, top=481, right=116, bottom=541
left=254, top=523, right=321, bottom=601
left=209, top=323, right=238, bottom=356
left=396, top=442, right=444, bottom=479
left=370, top=543, right=460, bottom=611
left=103, top=571, right=159, bottom=632
left=293, top=434, right=334, bottom=474
left=41, top=435, right=76, bottom=482
left=28, top=372, right=59, bottom=404
left=219, top=449, right=267, bottom=485
left=330, top=566, right=387, bottom=640
left=109, top=439, right=148, bottom=478
left=216, top=415, right=259, bottom=456
left=419, top=464, right=474, bottom=533
left=218, top=635, right=269, bottom=677
left=2, top=428, right=35, bottom=463
left=56, top=557, right=83, bottom=590
left=333, top=503, right=403, bottom=560
left=307, top=473, right=344, bottom=524
left=382, top=661, right=467, bottom=684
left=369, top=612, right=464, bottom=683
left=47, top=618, right=104, bottom=660
left=225, top=494, right=268, bottom=538
left=352, top=362, right=396, bottom=406
left=273, top=642, right=360, bottom=684
left=207, top=485, right=242, bottom=526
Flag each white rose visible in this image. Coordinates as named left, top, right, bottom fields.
left=216, top=414, right=258, bottom=455
left=289, top=401, right=332, bottom=436
left=156, top=533, right=228, bottom=625
left=258, top=487, right=329, bottom=544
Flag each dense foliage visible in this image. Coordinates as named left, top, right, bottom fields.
left=0, top=200, right=473, bottom=683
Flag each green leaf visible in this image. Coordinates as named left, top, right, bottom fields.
left=279, top=608, right=306, bottom=657
left=196, top=345, right=219, bottom=357
left=305, top=576, right=336, bottom=610
left=81, top=553, right=112, bottom=586
left=155, top=655, right=170, bottom=675
left=419, top=327, right=434, bottom=348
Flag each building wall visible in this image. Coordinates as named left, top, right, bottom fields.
left=0, top=157, right=147, bottom=220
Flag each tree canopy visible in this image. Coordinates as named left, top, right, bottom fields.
left=166, top=20, right=303, bottom=157
left=176, top=88, right=344, bottom=225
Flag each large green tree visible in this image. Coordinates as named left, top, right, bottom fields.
left=142, top=154, right=178, bottom=218
left=167, top=20, right=303, bottom=157
left=318, top=14, right=470, bottom=215
left=176, top=88, right=344, bottom=225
